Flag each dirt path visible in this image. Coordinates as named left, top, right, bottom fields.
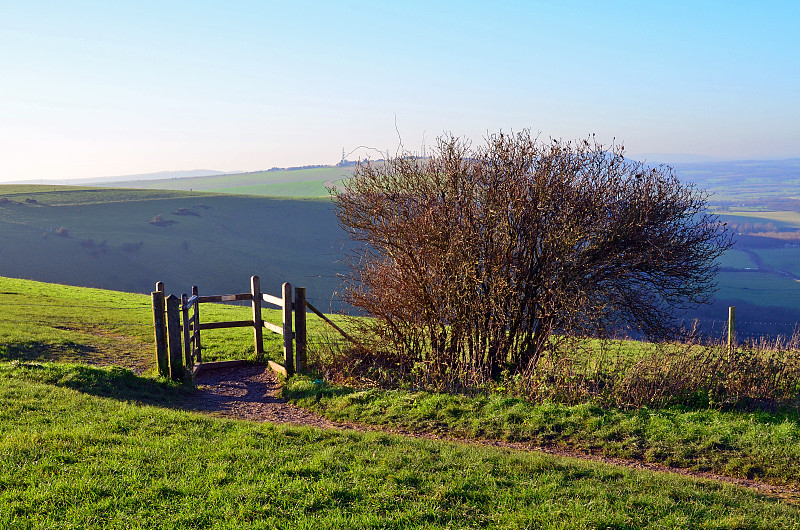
left=192, top=363, right=800, bottom=504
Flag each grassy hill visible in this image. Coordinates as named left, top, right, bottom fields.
left=0, top=185, right=348, bottom=311
left=6, top=364, right=799, bottom=528
left=104, top=166, right=355, bottom=198
left=4, top=180, right=800, bottom=338
left=1, top=277, right=799, bottom=527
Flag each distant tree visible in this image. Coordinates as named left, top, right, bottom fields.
left=334, top=131, right=733, bottom=383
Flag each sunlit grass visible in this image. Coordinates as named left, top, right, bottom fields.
left=1, top=362, right=799, bottom=529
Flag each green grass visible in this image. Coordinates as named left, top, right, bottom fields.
left=206, top=179, right=335, bottom=197
left=2, top=277, right=800, bottom=525
left=752, top=248, right=800, bottom=277
left=0, top=276, right=342, bottom=369
left=4, top=183, right=800, bottom=333
left=105, top=167, right=354, bottom=198
left=718, top=249, right=756, bottom=269
left=284, top=377, right=800, bottom=488
left=717, top=211, right=800, bottom=230
left=0, top=185, right=347, bottom=301
left=714, top=271, right=800, bottom=310
left=2, top=362, right=799, bottom=528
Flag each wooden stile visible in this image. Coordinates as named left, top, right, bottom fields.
left=151, top=290, right=169, bottom=377
left=166, top=294, right=185, bottom=381
left=263, top=321, right=283, bottom=335
left=282, top=282, right=294, bottom=376
left=251, top=275, right=264, bottom=362
left=261, top=292, right=284, bottom=307
left=181, top=293, right=191, bottom=370
left=295, top=287, right=307, bottom=373
left=305, top=300, right=359, bottom=347
left=152, top=276, right=309, bottom=378
left=192, top=286, right=202, bottom=363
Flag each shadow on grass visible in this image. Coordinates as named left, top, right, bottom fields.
left=0, top=360, right=195, bottom=408
left=0, top=341, right=98, bottom=363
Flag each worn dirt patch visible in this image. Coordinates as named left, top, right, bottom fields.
left=191, top=363, right=800, bottom=504
left=190, top=363, right=341, bottom=429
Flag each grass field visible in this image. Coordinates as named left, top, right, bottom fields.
left=0, top=276, right=346, bottom=369
left=5, top=363, right=800, bottom=529
left=717, top=211, right=800, bottom=229
left=675, top=158, right=800, bottom=203
left=714, top=271, right=800, bottom=309
left=2, top=183, right=800, bottom=339
left=285, top=376, right=800, bottom=487
left=0, top=185, right=348, bottom=308
left=2, top=277, right=800, bottom=527
left=105, top=166, right=354, bottom=198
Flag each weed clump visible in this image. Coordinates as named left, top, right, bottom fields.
left=310, top=328, right=800, bottom=413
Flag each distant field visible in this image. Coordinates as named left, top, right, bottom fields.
left=716, top=210, right=800, bottom=230
left=0, top=276, right=341, bottom=368
left=674, top=158, right=800, bottom=203
left=717, top=249, right=755, bottom=269
left=106, top=167, right=355, bottom=198
left=4, top=183, right=800, bottom=337
left=0, top=185, right=349, bottom=308
left=1, top=278, right=800, bottom=527
left=714, top=271, right=800, bottom=309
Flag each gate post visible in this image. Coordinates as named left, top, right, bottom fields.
left=152, top=289, right=169, bottom=377
left=166, top=294, right=185, bottom=382
left=192, top=285, right=202, bottom=364
left=282, top=282, right=294, bottom=376
left=251, top=275, right=264, bottom=362
left=294, top=287, right=307, bottom=373
left=181, top=293, right=191, bottom=370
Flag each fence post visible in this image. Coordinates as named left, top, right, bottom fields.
left=192, top=285, right=201, bottom=363
left=251, top=275, right=264, bottom=362
left=728, top=306, right=736, bottom=354
left=181, top=293, right=191, bottom=370
left=166, top=294, right=185, bottom=382
left=282, top=282, right=294, bottom=376
left=152, top=290, right=169, bottom=377
left=295, top=287, right=307, bottom=373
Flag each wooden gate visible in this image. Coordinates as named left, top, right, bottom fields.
left=151, top=275, right=307, bottom=380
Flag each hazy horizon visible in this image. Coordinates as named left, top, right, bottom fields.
left=2, top=1, right=798, bottom=183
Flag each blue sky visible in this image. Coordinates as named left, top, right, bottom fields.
left=1, top=0, right=798, bottom=181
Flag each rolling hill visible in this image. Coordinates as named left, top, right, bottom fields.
left=0, top=186, right=349, bottom=311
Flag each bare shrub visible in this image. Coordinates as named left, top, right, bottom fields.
left=149, top=214, right=175, bottom=227
left=335, top=131, right=733, bottom=388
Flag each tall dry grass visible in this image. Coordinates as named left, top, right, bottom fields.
left=525, top=333, right=800, bottom=411
left=309, top=327, right=800, bottom=412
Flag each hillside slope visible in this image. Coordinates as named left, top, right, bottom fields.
left=0, top=186, right=348, bottom=308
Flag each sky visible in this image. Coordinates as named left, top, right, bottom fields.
left=1, top=0, right=799, bottom=182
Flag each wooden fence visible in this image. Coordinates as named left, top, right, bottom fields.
left=151, top=275, right=310, bottom=381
